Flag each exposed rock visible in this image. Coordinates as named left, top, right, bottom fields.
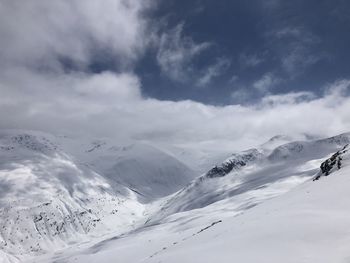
left=206, top=149, right=262, bottom=178
left=313, top=144, right=348, bottom=181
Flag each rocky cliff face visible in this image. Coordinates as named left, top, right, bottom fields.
left=205, top=149, right=263, bottom=178
left=313, top=144, right=349, bottom=181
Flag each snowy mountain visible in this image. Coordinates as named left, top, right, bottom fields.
left=76, top=142, right=195, bottom=200
left=149, top=133, right=350, bottom=222
left=0, top=129, right=196, bottom=261
left=38, top=133, right=350, bottom=263
left=1, top=130, right=350, bottom=263
left=0, top=131, right=144, bottom=259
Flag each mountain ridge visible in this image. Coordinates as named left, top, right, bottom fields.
left=1, top=129, right=350, bottom=262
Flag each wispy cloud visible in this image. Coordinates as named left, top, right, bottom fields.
left=273, top=27, right=304, bottom=39
left=261, top=0, right=281, bottom=10
left=267, top=27, right=324, bottom=77
left=231, top=88, right=251, bottom=104
left=253, top=73, right=281, bottom=93
left=239, top=53, right=264, bottom=68
left=196, top=58, right=231, bottom=87
left=156, top=23, right=211, bottom=82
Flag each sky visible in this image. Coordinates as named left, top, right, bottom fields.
left=1, top=0, right=350, bottom=149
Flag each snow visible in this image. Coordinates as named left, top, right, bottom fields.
left=144, top=157, right=350, bottom=263
left=78, top=142, right=195, bottom=200
left=1, top=129, right=350, bottom=263
left=0, top=129, right=196, bottom=261
left=149, top=134, right=349, bottom=222
left=38, top=143, right=350, bottom=263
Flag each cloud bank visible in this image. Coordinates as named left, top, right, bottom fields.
left=2, top=67, right=350, bottom=150
left=1, top=1, right=350, bottom=150
left=0, top=0, right=152, bottom=70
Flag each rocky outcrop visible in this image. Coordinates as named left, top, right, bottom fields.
left=313, top=144, right=348, bottom=181
left=205, top=149, right=262, bottom=178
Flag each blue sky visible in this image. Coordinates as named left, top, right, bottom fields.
left=1, top=0, right=350, bottom=146
left=130, top=0, right=350, bottom=105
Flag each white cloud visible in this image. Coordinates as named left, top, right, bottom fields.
left=267, top=27, right=324, bottom=77
left=262, top=0, right=281, bottom=10
left=0, top=0, right=152, bottom=70
left=281, top=45, right=321, bottom=76
left=229, top=75, right=239, bottom=83
left=260, top=92, right=315, bottom=106
left=253, top=73, right=280, bottom=93
left=274, top=27, right=303, bottom=39
left=156, top=23, right=211, bottom=81
left=239, top=53, right=264, bottom=68
left=231, top=89, right=251, bottom=104
left=73, top=72, right=141, bottom=101
left=196, top=58, right=231, bottom=87
left=1, top=66, right=350, bottom=151
left=1, top=2, right=350, bottom=152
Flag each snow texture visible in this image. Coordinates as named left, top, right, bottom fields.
left=1, top=130, right=350, bottom=263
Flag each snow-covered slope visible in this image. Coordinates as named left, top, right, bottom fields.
left=143, top=145, right=350, bottom=263
left=0, top=131, right=146, bottom=260
left=72, top=142, right=195, bottom=200
left=154, top=142, right=235, bottom=174
left=2, top=130, right=350, bottom=263
left=0, top=129, right=197, bottom=199
left=0, top=129, right=196, bottom=261
left=150, top=133, right=350, bottom=222
left=44, top=138, right=350, bottom=263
